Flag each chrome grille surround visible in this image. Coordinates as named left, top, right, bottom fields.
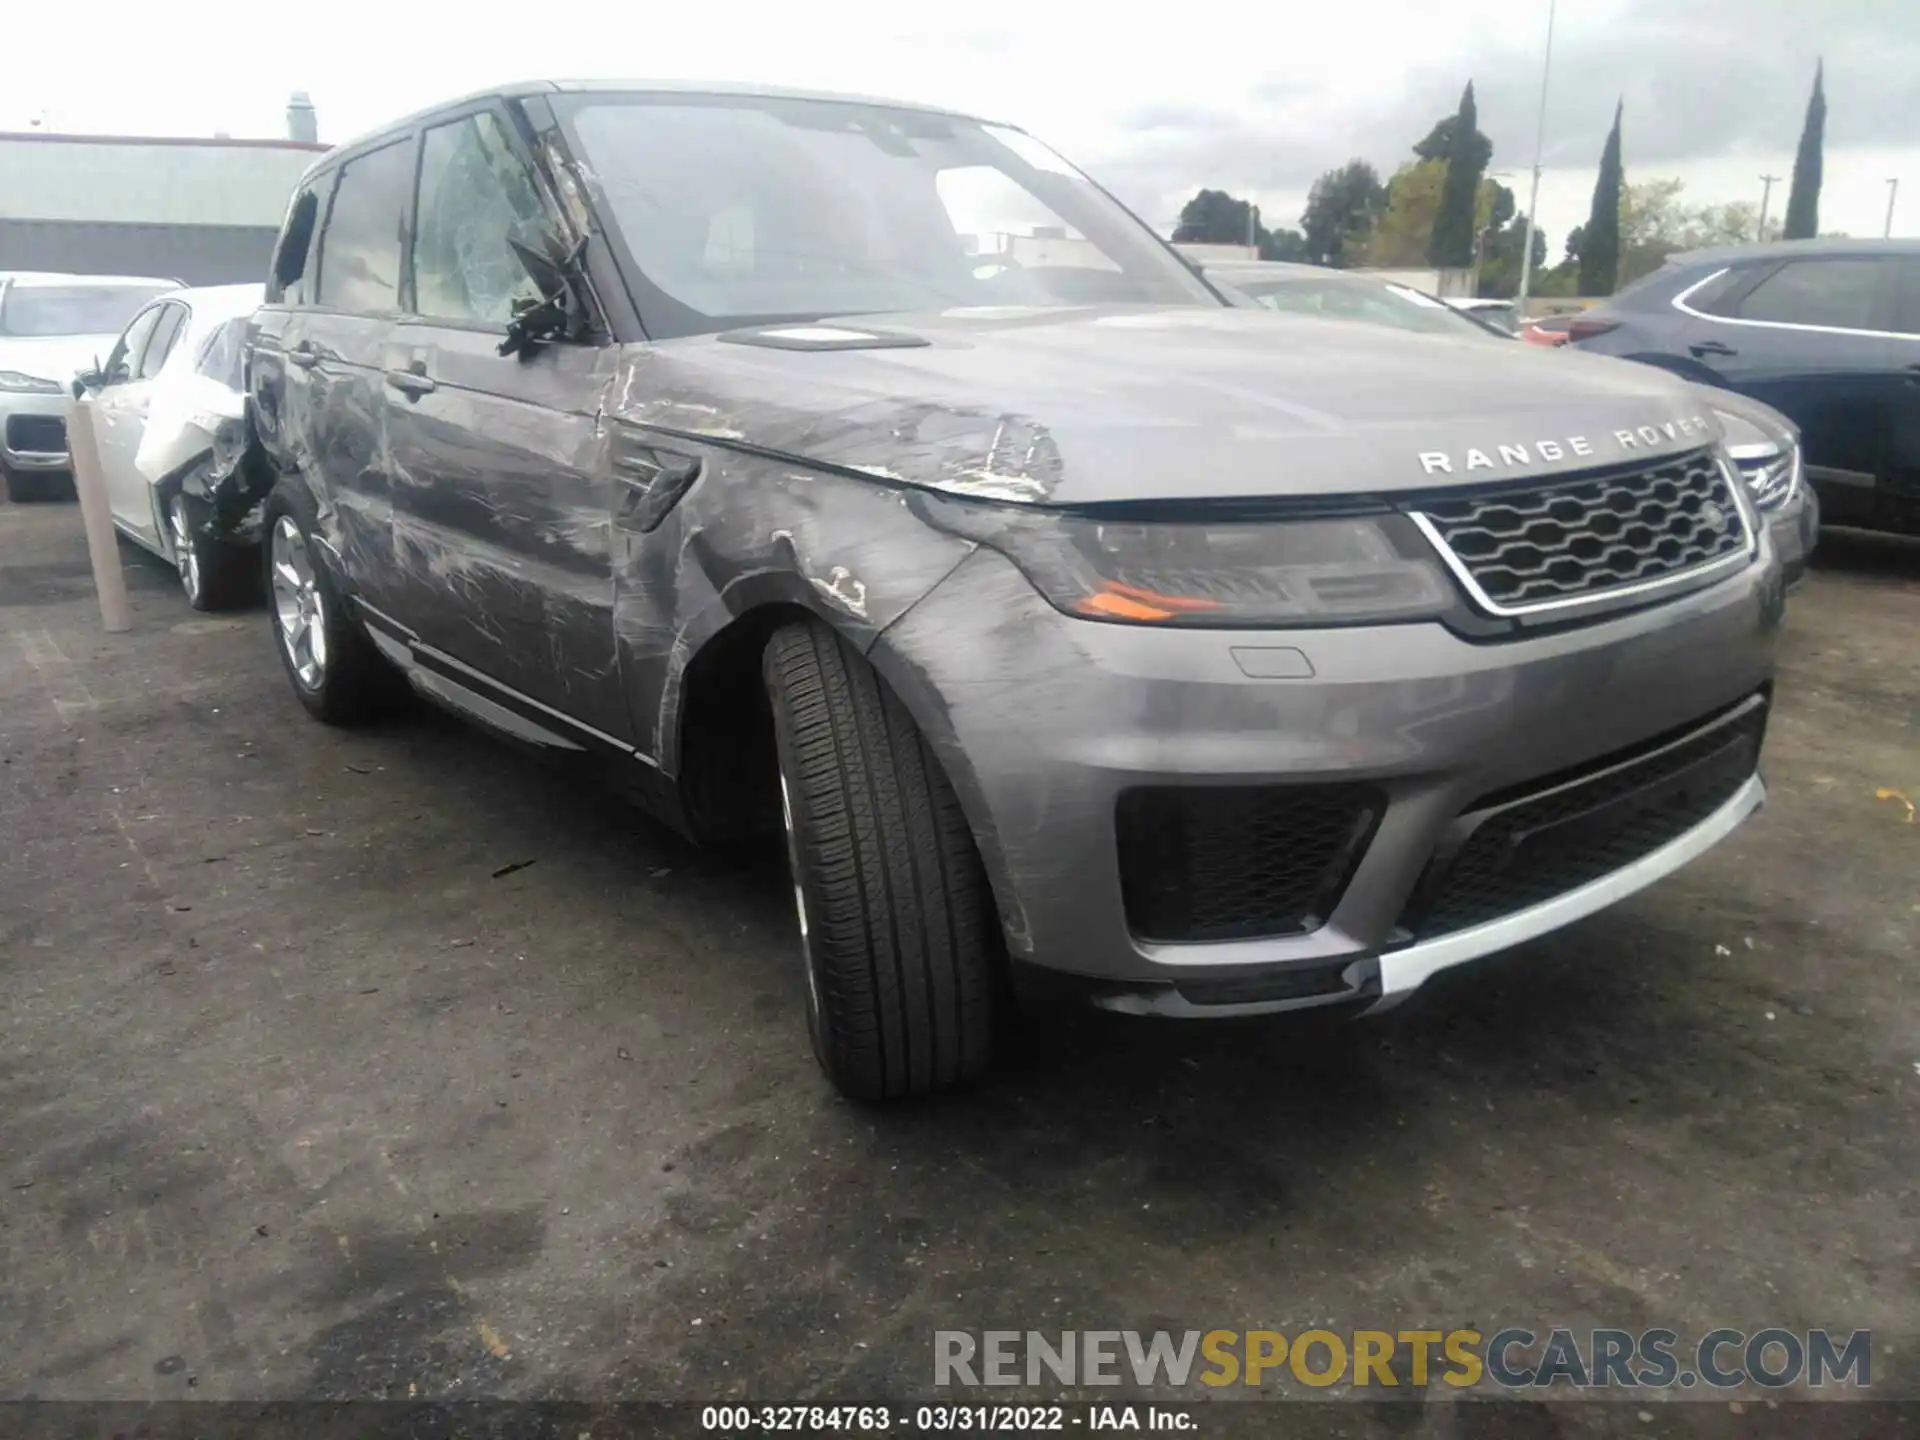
left=1407, top=447, right=1757, bottom=619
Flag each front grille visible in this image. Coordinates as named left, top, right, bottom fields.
left=5, top=414, right=67, bottom=455
left=1410, top=448, right=1751, bottom=613
left=1116, top=783, right=1382, bottom=943
left=1398, top=697, right=1767, bottom=941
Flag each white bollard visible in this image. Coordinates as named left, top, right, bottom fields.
left=65, top=395, right=132, bottom=633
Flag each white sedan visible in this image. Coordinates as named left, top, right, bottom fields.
left=78, top=283, right=264, bottom=609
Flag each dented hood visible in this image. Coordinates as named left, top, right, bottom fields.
left=611, top=304, right=1721, bottom=506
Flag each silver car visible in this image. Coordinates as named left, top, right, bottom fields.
left=72, top=283, right=266, bottom=608
left=0, top=273, right=177, bottom=501
left=236, top=82, right=1783, bottom=1099
left=1209, top=261, right=1819, bottom=587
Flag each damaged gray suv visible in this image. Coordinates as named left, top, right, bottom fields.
left=238, top=82, right=1783, bottom=1099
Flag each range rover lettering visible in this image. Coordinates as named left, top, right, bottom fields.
left=234, top=81, right=1784, bottom=1100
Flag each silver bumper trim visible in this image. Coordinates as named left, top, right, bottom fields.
left=1093, top=772, right=1766, bottom=1020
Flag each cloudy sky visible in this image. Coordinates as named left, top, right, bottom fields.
left=6, top=0, right=1915, bottom=251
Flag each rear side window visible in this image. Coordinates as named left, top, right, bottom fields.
left=1676, top=265, right=1751, bottom=317
left=270, top=187, right=324, bottom=304
left=195, top=317, right=250, bottom=390
left=1734, top=258, right=1886, bottom=331
left=315, top=140, right=415, bottom=313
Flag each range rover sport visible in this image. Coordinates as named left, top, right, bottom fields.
left=232, top=81, right=1785, bottom=1099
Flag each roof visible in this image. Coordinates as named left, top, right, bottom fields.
left=319, top=79, right=1003, bottom=167
left=0, top=271, right=179, bottom=289
left=1671, top=236, right=1920, bottom=266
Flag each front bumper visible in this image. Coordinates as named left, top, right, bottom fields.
left=1768, top=485, right=1818, bottom=590
left=873, top=543, right=1783, bottom=1011
left=0, top=390, right=72, bottom=472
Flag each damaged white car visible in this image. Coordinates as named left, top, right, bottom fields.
left=73, top=283, right=266, bottom=608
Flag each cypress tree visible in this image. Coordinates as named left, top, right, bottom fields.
left=1428, top=83, right=1486, bottom=268
left=1783, top=61, right=1825, bottom=240
left=1579, top=101, right=1624, bottom=295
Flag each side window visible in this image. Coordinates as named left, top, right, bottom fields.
left=1678, top=265, right=1754, bottom=317
left=138, top=303, right=188, bottom=379
left=271, top=185, right=325, bottom=306
left=314, top=140, right=414, bottom=314
left=1734, top=258, right=1886, bottom=331
left=106, top=306, right=164, bottom=383
left=1893, top=258, right=1920, bottom=339
left=411, top=112, right=550, bottom=325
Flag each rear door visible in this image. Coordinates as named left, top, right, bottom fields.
left=289, top=138, right=417, bottom=614
left=1676, top=254, right=1898, bottom=491
left=380, top=104, right=631, bottom=746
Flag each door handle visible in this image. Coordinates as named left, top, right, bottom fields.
left=384, top=370, right=437, bottom=398
left=1688, top=340, right=1737, bottom=358
left=287, top=343, right=319, bottom=370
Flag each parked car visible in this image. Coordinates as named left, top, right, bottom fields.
left=1521, top=313, right=1577, bottom=347
left=0, top=272, right=177, bottom=501
left=1568, top=238, right=1920, bottom=537
left=71, top=283, right=266, bottom=608
left=232, top=81, right=1782, bottom=1100
left=1209, top=261, right=1817, bottom=585
left=1445, top=297, right=1519, bottom=334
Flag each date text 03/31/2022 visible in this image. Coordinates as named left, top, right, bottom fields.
left=701, top=1405, right=1190, bottom=1431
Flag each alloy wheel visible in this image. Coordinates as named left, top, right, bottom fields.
left=168, top=496, right=201, bottom=604
left=270, top=515, right=328, bottom=689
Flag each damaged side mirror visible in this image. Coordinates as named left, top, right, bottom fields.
left=70, top=363, right=105, bottom=401
left=499, top=233, right=593, bottom=359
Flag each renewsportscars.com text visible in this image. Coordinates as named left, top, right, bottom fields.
left=934, top=1328, right=1872, bottom=1392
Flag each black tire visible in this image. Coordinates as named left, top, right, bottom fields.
left=763, top=619, right=1001, bottom=1101
left=167, top=491, right=258, bottom=611
left=260, top=477, right=400, bottom=725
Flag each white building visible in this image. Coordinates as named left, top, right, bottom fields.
left=0, top=98, right=326, bottom=286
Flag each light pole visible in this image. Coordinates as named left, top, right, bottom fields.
left=1887, top=178, right=1900, bottom=238
left=1757, top=174, right=1782, bottom=241
left=1515, top=0, right=1557, bottom=314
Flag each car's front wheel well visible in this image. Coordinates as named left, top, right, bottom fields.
left=674, top=603, right=816, bottom=848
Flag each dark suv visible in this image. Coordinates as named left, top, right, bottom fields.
left=1570, top=238, right=1920, bottom=537
left=231, top=81, right=1782, bottom=1100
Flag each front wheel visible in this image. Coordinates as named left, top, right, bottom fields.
left=260, top=479, right=399, bottom=725
left=763, top=619, right=1001, bottom=1101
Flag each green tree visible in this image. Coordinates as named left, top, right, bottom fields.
left=1261, top=228, right=1310, bottom=262
left=1429, top=82, right=1488, bottom=267
left=1364, top=164, right=1506, bottom=268
left=1299, top=160, right=1387, bottom=267
left=1171, top=188, right=1309, bottom=262
left=1783, top=60, right=1825, bottom=240
left=1173, top=188, right=1260, bottom=246
left=1414, top=112, right=1493, bottom=175
left=1478, top=213, right=1548, bottom=298
left=1579, top=100, right=1625, bottom=294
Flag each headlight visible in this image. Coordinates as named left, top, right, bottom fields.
left=1713, top=408, right=1800, bottom=513
left=913, top=493, right=1454, bottom=627
left=0, top=370, right=63, bottom=395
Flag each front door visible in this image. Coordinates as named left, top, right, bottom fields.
left=380, top=105, right=632, bottom=746
left=93, top=300, right=180, bottom=542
